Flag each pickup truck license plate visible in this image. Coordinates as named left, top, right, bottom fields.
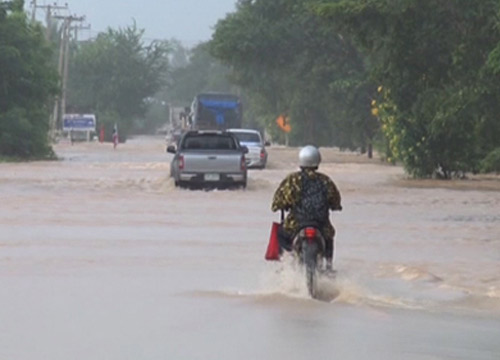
left=204, top=173, right=220, bottom=181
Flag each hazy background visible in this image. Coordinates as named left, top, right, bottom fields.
left=30, top=0, right=237, bottom=45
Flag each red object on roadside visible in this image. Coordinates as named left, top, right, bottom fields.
left=99, top=125, right=104, bottom=143
left=265, top=222, right=281, bottom=261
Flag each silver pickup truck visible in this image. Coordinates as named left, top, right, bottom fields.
left=167, top=130, right=248, bottom=188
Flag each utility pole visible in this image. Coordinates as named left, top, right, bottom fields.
left=51, top=17, right=67, bottom=138
left=33, top=2, right=69, bottom=40
left=61, top=18, right=72, bottom=124
left=30, top=0, right=37, bottom=23
left=50, top=14, right=85, bottom=137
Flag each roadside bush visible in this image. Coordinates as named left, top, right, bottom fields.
left=480, top=148, right=500, bottom=174
left=0, top=107, right=54, bottom=159
left=0, top=6, right=58, bottom=159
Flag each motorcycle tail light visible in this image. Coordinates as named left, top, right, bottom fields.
left=304, top=227, right=317, bottom=240
left=179, top=155, right=184, bottom=170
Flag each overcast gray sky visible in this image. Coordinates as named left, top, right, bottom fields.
left=30, top=0, right=237, bottom=46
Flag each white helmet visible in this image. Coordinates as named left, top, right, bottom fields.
left=299, top=145, right=321, bottom=168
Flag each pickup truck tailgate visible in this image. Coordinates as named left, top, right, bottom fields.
left=183, top=151, right=242, bottom=173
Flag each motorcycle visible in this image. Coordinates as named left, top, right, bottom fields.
left=269, top=210, right=327, bottom=299
left=291, top=222, right=326, bottom=299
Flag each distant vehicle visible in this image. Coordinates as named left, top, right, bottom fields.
left=167, top=130, right=248, bottom=189
left=227, top=128, right=269, bottom=169
left=165, top=128, right=184, bottom=146
left=190, top=93, right=242, bottom=130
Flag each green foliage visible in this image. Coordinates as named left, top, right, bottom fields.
left=0, top=107, right=54, bottom=158
left=480, top=148, right=500, bottom=174
left=321, top=0, right=500, bottom=178
left=136, top=99, right=168, bottom=134
left=164, top=42, right=237, bottom=107
left=68, top=23, right=171, bottom=140
left=0, top=3, right=58, bottom=159
left=210, top=0, right=376, bottom=148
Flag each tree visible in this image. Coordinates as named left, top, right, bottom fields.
left=210, top=0, right=376, bottom=149
left=0, top=0, right=58, bottom=159
left=319, top=0, right=500, bottom=177
left=67, top=23, right=171, bottom=140
left=164, top=42, right=237, bottom=107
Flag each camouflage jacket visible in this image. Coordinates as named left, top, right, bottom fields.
left=271, top=169, right=341, bottom=239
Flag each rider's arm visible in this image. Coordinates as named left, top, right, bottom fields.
left=271, top=174, right=296, bottom=212
left=326, top=177, right=342, bottom=211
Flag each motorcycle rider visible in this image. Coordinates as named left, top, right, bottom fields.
left=271, top=145, right=342, bottom=271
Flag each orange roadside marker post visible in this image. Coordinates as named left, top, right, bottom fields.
left=276, top=114, right=291, bottom=146
left=276, top=115, right=291, bottom=133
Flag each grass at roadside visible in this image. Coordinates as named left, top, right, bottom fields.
left=394, top=175, right=500, bottom=192
left=0, top=152, right=58, bottom=163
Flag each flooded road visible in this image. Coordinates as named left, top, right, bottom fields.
left=1, top=136, right=499, bottom=360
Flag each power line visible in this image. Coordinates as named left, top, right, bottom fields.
left=71, top=23, right=91, bottom=42
left=30, top=1, right=69, bottom=40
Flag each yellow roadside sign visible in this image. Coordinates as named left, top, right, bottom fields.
left=276, top=114, right=291, bottom=133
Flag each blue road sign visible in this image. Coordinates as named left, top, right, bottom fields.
left=63, top=114, right=96, bottom=131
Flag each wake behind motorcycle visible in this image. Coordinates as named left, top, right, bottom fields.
left=265, top=210, right=329, bottom=299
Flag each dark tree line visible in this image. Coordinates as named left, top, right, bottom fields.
left=210, top=0, right=376, bottom=150
left=67, top=24, right=170, bottom=141
left=319, top=0, right=500, bottom=177
left=3, top=0, right=500, bottom=176
left=210, top=0, right=500, bottom=177
left=0, top=0, right=58, bottom=159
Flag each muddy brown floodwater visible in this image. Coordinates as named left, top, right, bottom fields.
left=1, top=136, right=499, bottom=360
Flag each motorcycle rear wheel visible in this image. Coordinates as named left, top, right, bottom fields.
left=303, top=242, right=319, bottom=298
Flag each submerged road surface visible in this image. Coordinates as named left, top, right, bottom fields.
left=1, top=136, right=499, bottom=360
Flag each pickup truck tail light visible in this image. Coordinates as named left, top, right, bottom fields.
left=179, top=155, right=185, bottom=170
left=240, top=155, right=246, bottom=171
left=260, top=149, right=265, bottom=159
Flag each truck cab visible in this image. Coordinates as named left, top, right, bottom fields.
left=190, top=93, right=242, bottom=130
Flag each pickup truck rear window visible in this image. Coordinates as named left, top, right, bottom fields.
left=182, top=135, right=238, bottom=150
left=232, top=132, right=261, bottom=143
